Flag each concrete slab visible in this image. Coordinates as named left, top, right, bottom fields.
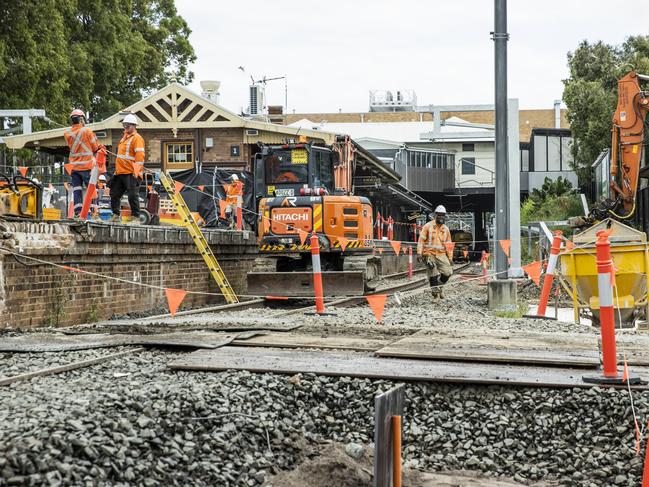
left=168, top=347, right=649, bottom=389
left=0, top=331, right=254, bottom=352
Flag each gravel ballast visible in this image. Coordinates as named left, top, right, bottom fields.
left=2, top=274, right=647, bottom=486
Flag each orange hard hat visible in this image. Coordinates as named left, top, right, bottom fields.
left=70, top=109, right=85, bottom=118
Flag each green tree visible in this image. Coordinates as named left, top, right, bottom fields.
left=0, top=0, right=195, bottom=126
left=563, top=36, right=649, bottom=185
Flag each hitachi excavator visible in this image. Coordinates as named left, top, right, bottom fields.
left=582, top=71, right=649, bottom=223
left=246, top=135, right=381, bottom=297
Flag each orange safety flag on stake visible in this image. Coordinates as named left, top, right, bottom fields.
left=338, top=236, right=350, bottom=252
left=389, top=240, right=401, bottom=255
left=64, top=164, right=73, bottom=176
left=499, top=239, right=511, bottom=258
left=198, top=185, right=205, bottom=192
left=174, top=181, right=185, bottom=194
left=463, top=249, right=469, bottom=259
left=18, top=166, right=28, bottom=177
left=298, top=229, right=308, bottom=246
left=444, top=242, right=456, bottom=254
left=165, top=288, right=187, bottom=317
left=366, top=294, right=388, bottom=323
left=522, top=260, right=542, bottom=286
left=218, top=200, right=228, bottom=219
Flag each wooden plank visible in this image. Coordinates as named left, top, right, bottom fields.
left=375, top=329, right=600, bottom=367
left=231, top=333, right=390, bottom=351
left=167, top=347, right=649, bottom=389
left=0, top=348, right=145, bottom=386
left=374, top=384, right=405, bottom=487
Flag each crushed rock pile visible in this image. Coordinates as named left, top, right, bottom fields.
left=0, top=349, right=646, bottom=486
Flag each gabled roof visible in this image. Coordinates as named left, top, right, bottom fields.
left=2, top=84, right=335, bottom=149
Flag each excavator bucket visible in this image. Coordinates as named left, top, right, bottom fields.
left=246, top=271, right=366, bottom=298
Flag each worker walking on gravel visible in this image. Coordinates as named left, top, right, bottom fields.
left=64, top=109, right=101, bottom=218
left=225, top=174, right=244, bottom=229
left=417, top=205, right=453, bottom=301
left=109, top=114, right=145, bottom=224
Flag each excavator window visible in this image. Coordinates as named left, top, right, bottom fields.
left=265, top=151, right=307, bottom=184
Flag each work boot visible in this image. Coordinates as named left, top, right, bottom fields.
left=429, top=276, right=440, bottom=302
left=431, top=288, right=440, bottom=302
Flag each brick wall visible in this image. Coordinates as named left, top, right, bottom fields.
left=106, top=128, right=250, bottom=171
left=0, top=222, right=258, bottom=330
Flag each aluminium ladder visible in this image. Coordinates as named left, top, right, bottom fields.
left=158, top=171, right=239, bottom=304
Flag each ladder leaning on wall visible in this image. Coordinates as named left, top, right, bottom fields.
left=157, top=171, right=239, bottom=304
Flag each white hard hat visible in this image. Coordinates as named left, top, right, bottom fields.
left=434, top=205, right=447, bottom=214
left=99, top=174, right=107, bottom=181
left=230, top=174, right=239, bottom=181
left=122, top=114, right=139, bottom=125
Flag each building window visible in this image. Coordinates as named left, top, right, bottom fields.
left=462, top=143, right=475, bottom=152
left=164, top=141, right=194, bottom=170
left=462, top=157, right=476, bottom=175
left=231, top=145, right=240, bottom=157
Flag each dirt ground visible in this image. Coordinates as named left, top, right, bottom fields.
left=264, top=442, right=555, bottom=487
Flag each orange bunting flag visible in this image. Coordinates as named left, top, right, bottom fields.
left=366, top=294, right=388, bottom=323
left=64, top=163, right=73, bottom=176
left=389, top=240, right=401, bottom=255
left=522, top=260, right=542, bottom=286
left=165, top=288, right=187, bottom=317
left=444, top=242, right=456, bottom=254
left=499, top=239, right=511, bottom=257
left=18, top=166, right=28, bottom=177
left=463, top=249, right=469, bottom=259
left=623, top=352, right=630, bottom=382
left=377, top=247, right=384, bottom=255
left=298, top=229, right=308, bottom=246
left=338, top=236, right=350, bottom=252
left=218, top=200, right=228, bottom=219
left=174, top=181, right=185, bottom=194
left=198, top=185, right=205, bottom=192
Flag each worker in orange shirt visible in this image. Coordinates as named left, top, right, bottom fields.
left=109, top=114, right=145, bottom=223
left=225, top=174, right=244, bottom=229
left=64, top=109, right=101, bottom=217
left=417, top=205, right=453, bottom=301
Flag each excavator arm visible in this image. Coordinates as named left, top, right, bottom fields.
left=607, top=71, right=649, bottom=219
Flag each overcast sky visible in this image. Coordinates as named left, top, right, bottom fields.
left=175, top=0, right=649, bottom=114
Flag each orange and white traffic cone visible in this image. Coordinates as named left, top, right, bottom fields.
left=310, top=233, right=326, bottom=315
left=583, top=230, right=640, bottom=385
left=536, top=231, right=562, bottom=317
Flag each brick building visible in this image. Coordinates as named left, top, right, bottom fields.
left=2, top=83, right=338, bottom=173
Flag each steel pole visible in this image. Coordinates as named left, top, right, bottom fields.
left=493, top=0, right=509, bottom=279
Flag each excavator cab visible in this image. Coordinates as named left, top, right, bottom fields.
left=247, top=143, right=379, bottom=298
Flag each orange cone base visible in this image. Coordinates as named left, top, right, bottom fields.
left=582, top=373, right=643, bottom=386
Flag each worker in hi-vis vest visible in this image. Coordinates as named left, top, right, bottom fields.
left=64, top=109, right=101, bottom=217
left=225, top=174, right=244, bottom=229
left=417, top=205, right=453, bottom=301
left=109, top=113, right=145, bottom=224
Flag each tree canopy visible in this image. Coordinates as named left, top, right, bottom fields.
left=0, top=0, right=195, bottom=126
left=562, top=36, right=649, bottom=184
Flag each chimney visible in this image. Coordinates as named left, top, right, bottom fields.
left=554, top=99, right=561, bottom=129
left=200, top=80, right=221, bottom=104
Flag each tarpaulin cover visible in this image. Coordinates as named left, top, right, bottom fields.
left=167, top=168, right=255, bottom=227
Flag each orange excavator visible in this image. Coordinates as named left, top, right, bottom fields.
left=247, top=135, right=381, bottom=297
left=588, top=71, right=649, bottom=222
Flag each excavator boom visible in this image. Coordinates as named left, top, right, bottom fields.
left=608, top=71, right=649, bottom=219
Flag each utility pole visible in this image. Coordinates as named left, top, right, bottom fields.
left=488, top=0, right=517, bottom=308
left=493, top=0, right=509, bottom=279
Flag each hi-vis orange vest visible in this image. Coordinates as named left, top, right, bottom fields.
left=226, top=181, right=243, bottom=205
left=64, top=124, right=99, bottom=172
left=115, top=131, right=145, bottom=176
left=417, top=221, right=452, bottom=258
